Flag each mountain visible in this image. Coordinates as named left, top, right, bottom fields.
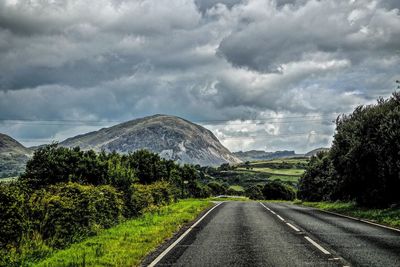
left=0, top=133, right=32, bottom=178
left=304, top=147, right=330, bottom=157
left=233, top=150, right=298, bottom=161
left=60, top=114, right=242, bottom=166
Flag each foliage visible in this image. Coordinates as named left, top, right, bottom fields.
left=207, top=181, right=227, bottom=195
left=245, top=184, right=264, bottom=200
left=130, top=181, right=176, bottom=215
left=299, top=201, right=400, bottom=229
left=262, top=181, right=296, bottom=200
left=35, top=200, right=212, bottom=267
left=0, top=183, right=27, bottom=249
left=297, top=152, right=337, bottom=201
left=299, top=92, right=400, bottom=207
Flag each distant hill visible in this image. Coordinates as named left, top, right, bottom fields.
left=60, top=114, right=242, bottom=166
left=233, top=150, right=299, bottom=161
left=0, top=133, right=32, bottom=178
left=304, top=147, right=330, bottom=157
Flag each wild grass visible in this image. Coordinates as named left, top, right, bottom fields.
left=237, top=167, right=304, bottom=176
left=268, top=175, right=299, bottom=183
left=298, top=201, right=400, bottom=229
left=228, top=185, right=245, bottom=191
left=35, top=199, right=212, bottom=267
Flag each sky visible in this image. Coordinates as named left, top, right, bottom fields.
left=0, top=0, right=399, bottom=153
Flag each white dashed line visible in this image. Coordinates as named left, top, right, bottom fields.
left=286, top=222, right=300, bottom=232
left=148, top=202, right=222, bottom=267
left=304, top=236, right=331, bottom=255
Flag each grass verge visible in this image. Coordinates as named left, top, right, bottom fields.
left=35, top=199, right=212, bottom=267
left=297, top=201, right=400, bottom=229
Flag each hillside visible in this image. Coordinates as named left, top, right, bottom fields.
left=304, top=147, right=330, bottom=157
left=0, top=133, right=32, bottom=178
left=233, top=150, right=298, bottom=161
left=60, top=114, right=242, bottom=166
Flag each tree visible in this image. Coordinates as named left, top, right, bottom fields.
left=298, top=152, right=336, bottom=201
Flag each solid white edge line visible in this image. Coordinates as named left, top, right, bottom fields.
left=277, top=215, right=285, bottom=221
left=148, top=202, right=222, bottom=267
left=316, top=209, right=400, bottom=233
left=304, top=236, right=331, bottom=255
left=259, top=202, right=276, bottom=214
left=286, top=222, right=300, bottom=232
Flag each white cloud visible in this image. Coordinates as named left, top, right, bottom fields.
left=0, top=0, right=398, bottom=152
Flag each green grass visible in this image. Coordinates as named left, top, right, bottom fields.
left=208, top=196, right=250, bottom=201
left=298, top=201, right=400, bottom=229
left=251, top=158, right=308, bottom=165
left=268, top=175, right=299, bottom=183
left=228, top=185, right=245, bottom=192
left=35, top=199, right=212, bottom=267
left=237, top=167, right=304, bottom=176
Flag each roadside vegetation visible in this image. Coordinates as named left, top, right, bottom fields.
left=0, top=146, right=217, bottom=266
left=298, top=93, right=400, bottom=208
left=298, top=201, right=400, bottom=229
left=36, top=199, right=211, bottom=267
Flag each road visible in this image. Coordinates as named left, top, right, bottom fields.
left=149, top=201, right=400, bottom=267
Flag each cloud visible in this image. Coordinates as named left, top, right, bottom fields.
left=0, top=0, right=398, bottom=152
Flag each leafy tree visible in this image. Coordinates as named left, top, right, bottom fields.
left=298, top=152, right=337, bottom=201
left=262, top=180, right=295, bottom=200
left=330, top=92, right=400, bottom=207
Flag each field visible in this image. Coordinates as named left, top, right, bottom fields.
left=35, top=199, right=212, bottom=267
left=212, top=158, right=308, bottom=190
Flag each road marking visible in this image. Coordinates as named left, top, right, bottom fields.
left=286, top=222, right=300, bottom=232
left=277, top=215, right=285, bottom=221
left=148, top=202, right=222, bottom=267
left=304, top=236, right=331, bottom=255
left=259, top=202, right=277, bottom=214
left=311, top=208, right=400, bottom=233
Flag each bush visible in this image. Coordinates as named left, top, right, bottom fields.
left=29, top=183, right=123, bottom=248
left=130, top=181, right=176, bottom=215
left=262, top=181, right=295, bottom=200
left=245, top=184, right=264, bottom=200
left=207, top=182, right=227, bottom=196
left=298, top=152, right=337, bottom=202
left=330, top=92, right=400, bottom=207
left=0, top=183, right=27, bottom=249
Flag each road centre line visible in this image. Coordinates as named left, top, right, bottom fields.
left=260, top=202, right=334, bottom=257
left=148, top=202, right=222, bottom=267
left=304, top=236, right=331, bottom=255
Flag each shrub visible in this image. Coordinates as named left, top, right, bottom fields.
left=207, top=181, right=227, bottom=196
left=130, top=181, right=176, bottom=215
left=245, top=184, right=264, bottom=200
left=0, top=183, right=27, bottom=249
left=298, top=152, right=337, bottom=202
left=262, top=181, right=295, bottom=200
left=29, top=183, right=123, bottom=248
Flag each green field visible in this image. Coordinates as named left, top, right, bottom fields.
left=35, top=199, right=212, bottom=267
left=237, top=167, right=304, bottom=176
left=212, top=158, right=307, bottom=188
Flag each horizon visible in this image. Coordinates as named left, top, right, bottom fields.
left=1, top=0, right=399, bottom=153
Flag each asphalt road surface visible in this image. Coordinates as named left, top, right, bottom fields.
left=151, top=201, right=400, bottom=267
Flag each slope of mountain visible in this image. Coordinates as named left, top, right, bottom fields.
left=304, top=147, right=330, bottom=157
left=233, top=150, right=298, bottom=161
left=60, top=114, right=242, bottom=166
left=0, top=133, right=32, bottom=178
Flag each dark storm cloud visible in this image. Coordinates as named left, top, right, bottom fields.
left=0, top=0, right=399, bottom=152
